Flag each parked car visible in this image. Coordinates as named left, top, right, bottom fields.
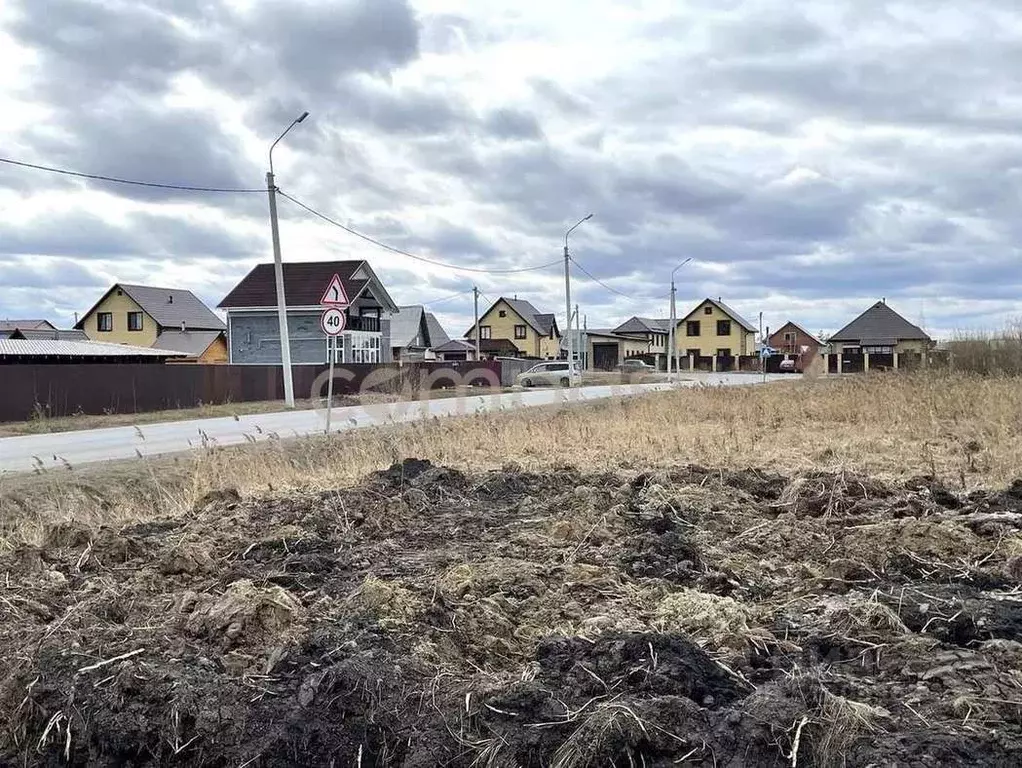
left=778, top=358, right=798, bottom=373
left=617, top=359, right=656, bottom=373
left=515, top=361, right=581, bottom=388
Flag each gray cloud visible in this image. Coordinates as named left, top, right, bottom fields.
left=4, top=0, right=1022, bottom=335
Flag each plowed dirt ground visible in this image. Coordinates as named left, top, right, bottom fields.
left=3, top=458, right=1022, bottom=766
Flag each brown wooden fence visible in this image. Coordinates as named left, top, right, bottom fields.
left=0, top=362, right=502, bottom=422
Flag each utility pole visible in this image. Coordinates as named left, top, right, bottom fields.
left=575, top=302, right=581, bottom=372
left=760, top=311, right=766, bottom=383
left=669, top=284, right=676, bottom=381
left=669, top=258, right=691, bottom=383
left=473, top=286, right=480, bottom=362
left=564, top=214, right=593, bottom=381
left=267, top=110, right=309, bottom=409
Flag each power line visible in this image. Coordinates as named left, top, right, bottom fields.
left=277, top=189, right=563, bottom=275
left=421, top=288, right=475, bottom=307
left=570, top=256, right=638, bottom=300
left=0, top=156, right=264, bottom=193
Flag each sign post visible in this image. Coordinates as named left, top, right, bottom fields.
left=320, top=274, right=350, bottom=434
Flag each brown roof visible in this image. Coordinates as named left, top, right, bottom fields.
left=219, top=261, right=371, bottom=309
left=769, top=321, right=822, bottom=346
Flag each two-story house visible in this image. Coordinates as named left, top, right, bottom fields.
left=75, top=284, right=227, bottom=362
left=612, top=317, right=671, bottom=369
left=677, top=298, right=757, bottom=370
left=218, top=260, right=399, bottom=364
left=465, top=297, right=561, bottom=359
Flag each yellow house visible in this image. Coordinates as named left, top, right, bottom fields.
left=75, top=283, right=227, bottom=360
left=677, top=298, right=757, bottom=360
left=465, top=297, right=561, bottom=359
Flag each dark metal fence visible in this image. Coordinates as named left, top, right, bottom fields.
left=0, top=361, right=502, bottom=421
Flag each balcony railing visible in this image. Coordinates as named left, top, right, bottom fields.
left=346, top=315, right=381, bottom=332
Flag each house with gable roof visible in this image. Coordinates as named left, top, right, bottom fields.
left=464, top=296, right=561, bottom=359
left=675, top=297, right=757, bottom=370
left=219, top=260, right=399, bottom=365
left=389, top=305, right=451, bottom=361
left=75, top=284, right=227, bottom=362
left=825, top=300, right=933, bottom=373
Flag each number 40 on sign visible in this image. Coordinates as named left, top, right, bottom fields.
left=320, top=307, right=346, bottom=336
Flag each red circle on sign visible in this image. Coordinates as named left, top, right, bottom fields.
left=320, top=307, right=346, bottom=336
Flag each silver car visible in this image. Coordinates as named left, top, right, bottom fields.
left=515, top=361, right=581, bottom=388
left=617, top=359, right=656, bottom=373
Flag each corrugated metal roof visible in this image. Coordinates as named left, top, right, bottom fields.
left=0, top=339, right=186, bottom=358
left=0, top=319, right=55, bottom=331
left=10, top=328, right=89, bottom=342
left=151, top=330, right=224, bottom=356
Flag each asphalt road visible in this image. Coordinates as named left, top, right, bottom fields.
left=0, top=373, right=791, bottom=474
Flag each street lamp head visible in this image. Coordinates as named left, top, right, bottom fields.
left=584, top=213, right=594, bottom=221
left=269, top=111, right=310, bottom=174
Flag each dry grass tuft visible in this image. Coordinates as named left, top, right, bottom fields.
left=812, top=688, right=891, bottom=766
left=654, top=589, right=756, bottom=651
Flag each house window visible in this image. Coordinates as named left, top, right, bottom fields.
left=499, top=310, right=507, bottom=318
left=863, top=345, right=893, bottom=354
left=704, top=306, right=712, bottom=315
left=514, top=325, right=527, bottom=340
left=717, top=348, right=731, bottom=357
left=717, top=320, right=731, bottom=336
left=480, top=325, right=492, bottom=340
left=360, top=307, right=380, bottom=318
left=784, top=332, right=795, bottom=342
left=127, top=311, right=144, bottom=331
left=686, top=348, right=700, bottom=358
left=686, top=321, right=700, bottom=337
left=97, top=312, right=112, bottom=332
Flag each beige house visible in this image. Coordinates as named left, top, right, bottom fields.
left=585, top=329, right=651, bottom=370
left=76, top=283, right=226, bottom=359
left=676, top=298, right=757, bottom=370
left=612, top=317, right=671, bottom=368
left=465, top=297, right=561, bottom=359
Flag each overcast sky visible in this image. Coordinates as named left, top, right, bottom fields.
left=2, top=0, right=1021, bottom=339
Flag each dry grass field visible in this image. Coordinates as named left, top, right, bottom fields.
left=2, top=372, right=1022, bottom=765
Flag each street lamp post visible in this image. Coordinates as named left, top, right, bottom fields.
left=564, top=213, right=593, bottom=385
left=267, top=110, right=309, bottom=409
left=668, top=258, right=692, bottom=383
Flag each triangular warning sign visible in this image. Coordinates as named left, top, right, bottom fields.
left=320, top=274, right=350, bottom=307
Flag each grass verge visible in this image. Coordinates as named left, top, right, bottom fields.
left=2, top=371, right=1020, bottom=551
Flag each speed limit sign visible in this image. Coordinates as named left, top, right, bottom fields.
left=320, top=307, right=346, bottom=336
